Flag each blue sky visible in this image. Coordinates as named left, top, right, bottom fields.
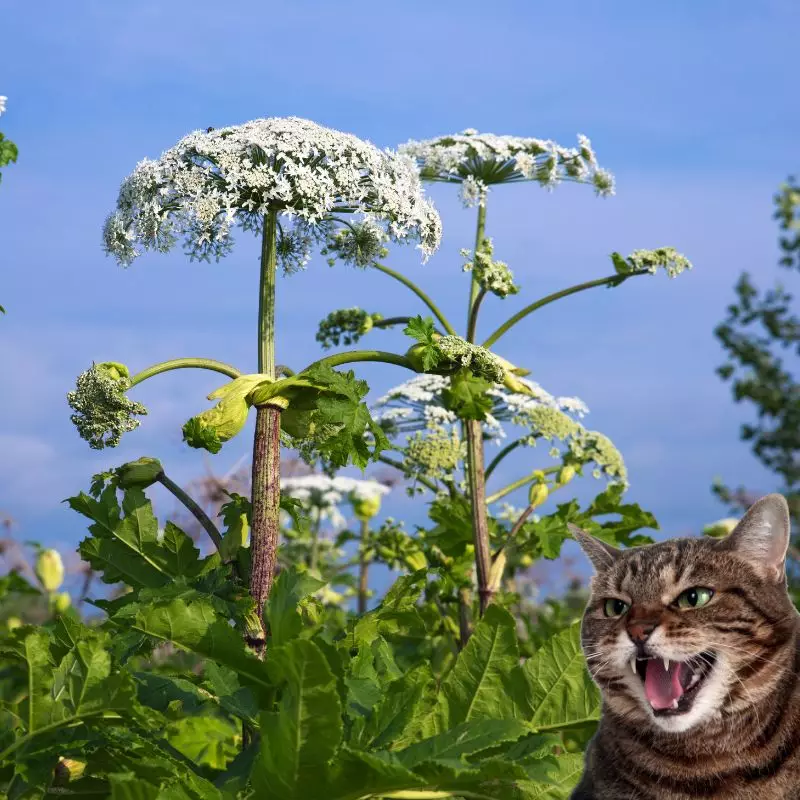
left=1, top=0, right=798, bottom=597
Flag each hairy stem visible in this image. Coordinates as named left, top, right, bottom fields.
left=302, top=349, right=415, bottom=373
left=156, top=473, right=223, bottom=552
left=358, top=518, right=370, bottom=615
left=372, top=262, right=457, bottom=335
left=249, top=210, right=282, bottom=656
left=128, top=358, right=242, bottom=388
left=486, top=466, right=559, bottom=505
left=483, top=273, right=634, bottom=349
left=465, top=419, right=492, bottom=616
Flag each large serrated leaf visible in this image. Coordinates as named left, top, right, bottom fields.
left=267, top=567, right=325, bottom=647
left=520, top=623, right=601, bottom=732
left=254, top=640, right=342, bottom=799
left=396, top=718, right=530, bottom=769
left=115, top=597, right=272, bottom=702
left=438, top=604, right=524, bottom=725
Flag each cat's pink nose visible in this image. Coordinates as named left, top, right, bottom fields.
left=627, top=621, right=657, bottom=643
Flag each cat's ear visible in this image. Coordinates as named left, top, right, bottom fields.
left=568, top=523, right=621, bottom=572
left=719, top=494, right=791, bottom=582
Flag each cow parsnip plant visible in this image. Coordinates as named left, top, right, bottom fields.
left=318, top=127, right=691, bottom=617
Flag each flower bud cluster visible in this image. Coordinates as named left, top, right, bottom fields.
left=320, top=219, right=389, bottom=267
left=612, top=247, right=693, bottom=279
left=316, top=307, right=382, bottom=349
left=461, top=238, right=519, bottom=298
left=67, top=362, right=148, bottom=449
left=435, top=336, right=507, bottom=384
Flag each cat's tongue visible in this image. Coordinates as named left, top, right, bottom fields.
left=644, top=659, right=687, bottom=710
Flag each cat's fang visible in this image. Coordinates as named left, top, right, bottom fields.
left=663, top=658, right=670, bottom=671
left=631, top=657, right=637, bottom=675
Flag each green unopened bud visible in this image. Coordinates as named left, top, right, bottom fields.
left=352, top=495, right=381, bottom=521
left=519, top=554, right=534, bottom=567
left=557, top=465, right=576, bottom=486
left=405, top=551, right=428, bottom=571
left=96, top=361, right=130, bottom=382
left=36, top=549, right=64, bottom=592
left=6, top=616, right=22, bottom=631
left=116, top=457, right=163, bottom=489
left=53, top=758, right=87, bottom=786
left=51, top=592, right=72, bottom=614
left=183, top=374, right=266, bottom=453
left=702, top=518, right=739, bottom=538
left=488, top=550, right=507, bottom=592
left=528, top=482, right=549, bottom=509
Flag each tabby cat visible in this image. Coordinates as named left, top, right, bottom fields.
left=569, top=494, right=800, bottom=799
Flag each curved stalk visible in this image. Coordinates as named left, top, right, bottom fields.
left=376, top=453, right=440, bottom=494
left=128, top=358, right=242, bottom=388
left=373, top=316, right=413, bottom=329
left=156, top=473, right=223, bottom=552
left=302, top=350, right=416, bottom=373
left=486, top=466, right=559, bottom=505
left=250, top=209, right=282, bottom=656
left=484, top=437, right=527, bottom=481
left=482, top=273, right=633, bottom=349
left=372, top=262, right=457, bottom=336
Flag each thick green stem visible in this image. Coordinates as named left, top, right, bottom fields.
left=372, top=262, right=456, bottom=336
left=358, top=518, right=370, bottom=615
left=465, top=419, right=492, bottom=616
left=463, top=202, right=493, bottom=619
left=486, top=466, right=559, bottom=505
left=128, top=358, right=242, bottom=388
left=466, top=288, right=487, bottom=344
left=302, top=350, right=415, bottom=374
left=156, top=473, right=223, bottom=552
left=467, top=203, right=487, bottom=335
left=250, top=210, right=282, bottom=656
left=483, top=273, right=635, bottom=349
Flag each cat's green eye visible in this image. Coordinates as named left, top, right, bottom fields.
left=603, top=598, right=630, bottom=618
left=675, top=587, right=714, bottom=609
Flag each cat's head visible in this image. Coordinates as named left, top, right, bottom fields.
left=571, top=494, right=796, bottom=735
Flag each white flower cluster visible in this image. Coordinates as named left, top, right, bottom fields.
left=624, top=247, right=693, bottom=279
left=103, top=117, right=442, bottom=270
left=0, top=96, right=6, bottom=117
left=373, top=374, right=588, bottom=445
left=399, top=129, right=615, bottom=203
left=281, top=474, right=390, bottom=528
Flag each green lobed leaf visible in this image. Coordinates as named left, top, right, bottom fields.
left=267, top=566, right=326, bottom=647
left=113, top=597, right=273, bottom=703
left=166, top=716, right=239, bottom=770
left=519, top=623, right=601, bottom=732
left=437, top=604, right=525, bottom=726
left=254, top=639, right=342, bottom=799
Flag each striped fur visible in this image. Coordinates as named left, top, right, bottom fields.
left=570, top=495, right=800, bottom=799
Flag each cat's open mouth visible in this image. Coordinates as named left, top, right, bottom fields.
left=632, top=652, right=717, bottom=715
